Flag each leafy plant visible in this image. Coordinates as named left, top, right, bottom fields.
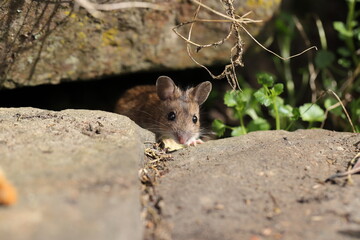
left=212, top=73, right=327, bottom=137
left=316, top=0, right=359, bottom=131
left=213, top=0, right=359, bottom=136
left=212, top=86, right=268, bottom=137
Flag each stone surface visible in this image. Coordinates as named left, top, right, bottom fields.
left=0, top=0, right=281, bottom=89
left=2, top=107, right=359, bottom=240
left=157, top=129, right=360, bottom=240
left=0, top=108, right=154, bottom=240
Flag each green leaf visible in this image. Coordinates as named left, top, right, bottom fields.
left=224, top=91, right=239, bottom=107
left=247, top=118, right=271, bottom=132
left=315, top=50, right=335, bottom=69
left=333, top=21, right=353, bottom=37
left=212, top=119, right=226, bottom=137
left=278, top=104, right=293, bottom=118
left=275, top=12, right=295, bottom=37
left=273, top=83, right=284, bottom=96
left=231, top=126, right=247, bottom=136
left=356, top=29, right=360, bottom=41
left=245, top=108, right=259, bottom=120
left=254, top=88, right=271, bottom=107
left=268, top=97, right=291, bottom=119
left=337, top=47, right=351, bottom=57
left=291, top=108, right=301, bottom=121
left=338, top=58, right=352, bottom=68
left=350, top=99, right=360, bottom=124
left=256, top=73, right=275, bottom=87
left=349, top=20, right=358, bottom=28
left=240, top=88, right=253, bottom=102
left=299, top=103, right=326, bottom=122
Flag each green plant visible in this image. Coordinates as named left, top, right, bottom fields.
left=253, top=73, right=286, bottom=130
left=212, top=73, right=326, bottom=137
left=213, top=0, right=359, bottom=136
left=328, top=0, right=360, bottom=131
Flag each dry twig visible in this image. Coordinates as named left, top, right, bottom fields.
left=74, top=0, right=168, bottom=18
left=173, top=0, right=259, bottom=89
left=293, top=16, right=319, bottom=103
left=326, top=153, right=360, bottom=183
left=320, top=89, right=356, bottom=133
left=174, top=0, right=317, bottom=90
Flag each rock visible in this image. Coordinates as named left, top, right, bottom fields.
left=2, top=107, right=356, bottom=240
left=0, top=107, right=154, bottom=240
left=0, top=0, right=282, bottom=89
left=156, top=129, right=360, bottom=240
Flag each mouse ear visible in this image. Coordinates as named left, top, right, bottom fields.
left=190, top=81, right=212, bottom=105
left=156, top=76, right=178, bottom=100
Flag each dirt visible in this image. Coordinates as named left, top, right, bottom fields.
left=147, top=129, right=360, bottom=240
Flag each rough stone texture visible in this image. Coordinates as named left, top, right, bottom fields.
left=0, top=108, right=154, bottom=240
left=0, top=0, right=281, bottom=89
left=157, top=130, right=360, bottom=240
left=2, top=107, right=357, bottom=240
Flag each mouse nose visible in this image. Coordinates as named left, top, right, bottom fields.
left=176, top=132, right=188, bottom=145
left=178, top=136, right=187, bottom=144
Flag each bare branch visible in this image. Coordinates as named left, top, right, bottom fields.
left=93, top=1, right=169, bottom=11
left=240, top=24, right=318, bottom=61
left=174, top=0, right=318, bottom=89
left=75, top=0, right=103, bottom=18
left=74, top=0, right=168, bottom=18
left=327, top=89, right=356, bottom=133
left=190, top=0, right=262, bottom=24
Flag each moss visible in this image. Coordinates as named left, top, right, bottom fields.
left=101, top=28, right=122, bottom=47
left=64, top=11, right=77, bottom=19
left=246, top=0, right=281, bottom=9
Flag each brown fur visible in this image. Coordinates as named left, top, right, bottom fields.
left=114, top=76, right=212, bottom=144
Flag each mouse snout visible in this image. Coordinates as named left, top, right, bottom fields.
left=177, top=135, right=187, bottom=144
left=176, top=132, right=192, bottom=145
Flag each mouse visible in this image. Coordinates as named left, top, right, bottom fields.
left=114, top=76, right=212, bottom=146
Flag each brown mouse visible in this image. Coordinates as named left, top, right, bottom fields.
left=114, top=76, right=212, bottom=146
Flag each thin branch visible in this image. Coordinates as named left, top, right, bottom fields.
left=173, top=20, right=233, bottom=49
left=74, top=0, right=168, bottom=18
left=173, top=0, right=318, bottom=90
left=93, top=1, right=169, bottom=11
left=191, top=0, right=318, bottom=61
left=181, top=0, right=243, bottom=89
left=327, top=89, right=356, bottom=133
left=240, top=24, right=318, bottom=60
left=293, top=16, right=318, bottom=102
left=75, top=0, right=103, bottom=18
left=326, top=153, right=360, bottom=181
left=190, top=0, right=262, bottom=24
left=184, top=2, right=229, bottom=81
left=320, top=101, right=342, bottom=129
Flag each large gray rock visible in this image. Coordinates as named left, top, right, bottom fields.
left=2, top=107, right=357, bottom=240
left=0, top=0, right=281, bottom=88
left=0, top=108, right=154, bottom=240
left=157, top=129, right=360, bottom=240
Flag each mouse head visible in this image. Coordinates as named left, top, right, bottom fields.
left=155, top=76, right=212, bottom=145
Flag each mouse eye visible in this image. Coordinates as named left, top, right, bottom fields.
left=192, top=115, right=198, bottom=124
left=167, top=112, right=176, bottom=121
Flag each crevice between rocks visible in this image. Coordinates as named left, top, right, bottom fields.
left=140, top=143, right=173, bottom=240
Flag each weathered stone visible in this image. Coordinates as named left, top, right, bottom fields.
left=0, top=0, right=281, bottom=89
left=0, top=108, right=154, bottom=240
left=2, top=107, right=354, bottom=240
left=157, top=129, right=360, bottom=240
